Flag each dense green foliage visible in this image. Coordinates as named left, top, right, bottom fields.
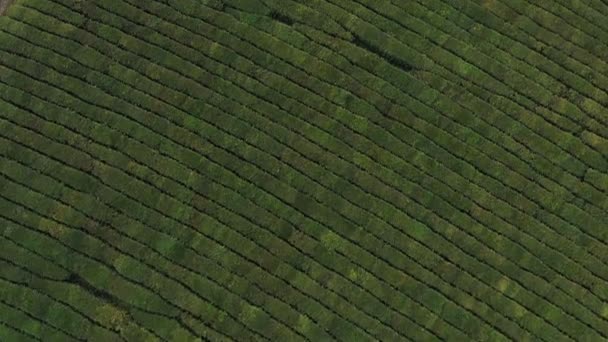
left=1, top=0, right=608, bottom=340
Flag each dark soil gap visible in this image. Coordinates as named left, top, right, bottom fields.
left=269, top=10, right=294, bottom=26
left=65, top=272, right=127, bottom=309
left=352, top=33, right=413, bottom=72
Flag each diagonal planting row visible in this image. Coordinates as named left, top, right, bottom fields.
left=133, top=0, right=608, bottom=310
left=0, top=78, right=348, bottom=342
left=217, top=0, right=608, bottom=288
left=2, top=0, right=608, bottom=340
left=5, top=0, right=608, bottom=340
left=213, top=0, right=608, bottom=284
left=191, top=0, right=608, bottom=260
left=304, top=0, right=608, bottom=211
left=0, top=30, right=422, bottom=340
left=0, top=30, right=472, bottom=340
left=1, top=4, right=524, bottom=340
left=1, top=4, right=564, bottom=340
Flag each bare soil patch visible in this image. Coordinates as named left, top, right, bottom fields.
left=0, top=0, right=15, bottom=16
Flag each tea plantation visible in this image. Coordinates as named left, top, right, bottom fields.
left=1, top=0, right=608, bottom=340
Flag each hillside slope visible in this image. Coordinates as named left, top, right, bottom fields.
left=1, top=0, right=608, bottom=340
